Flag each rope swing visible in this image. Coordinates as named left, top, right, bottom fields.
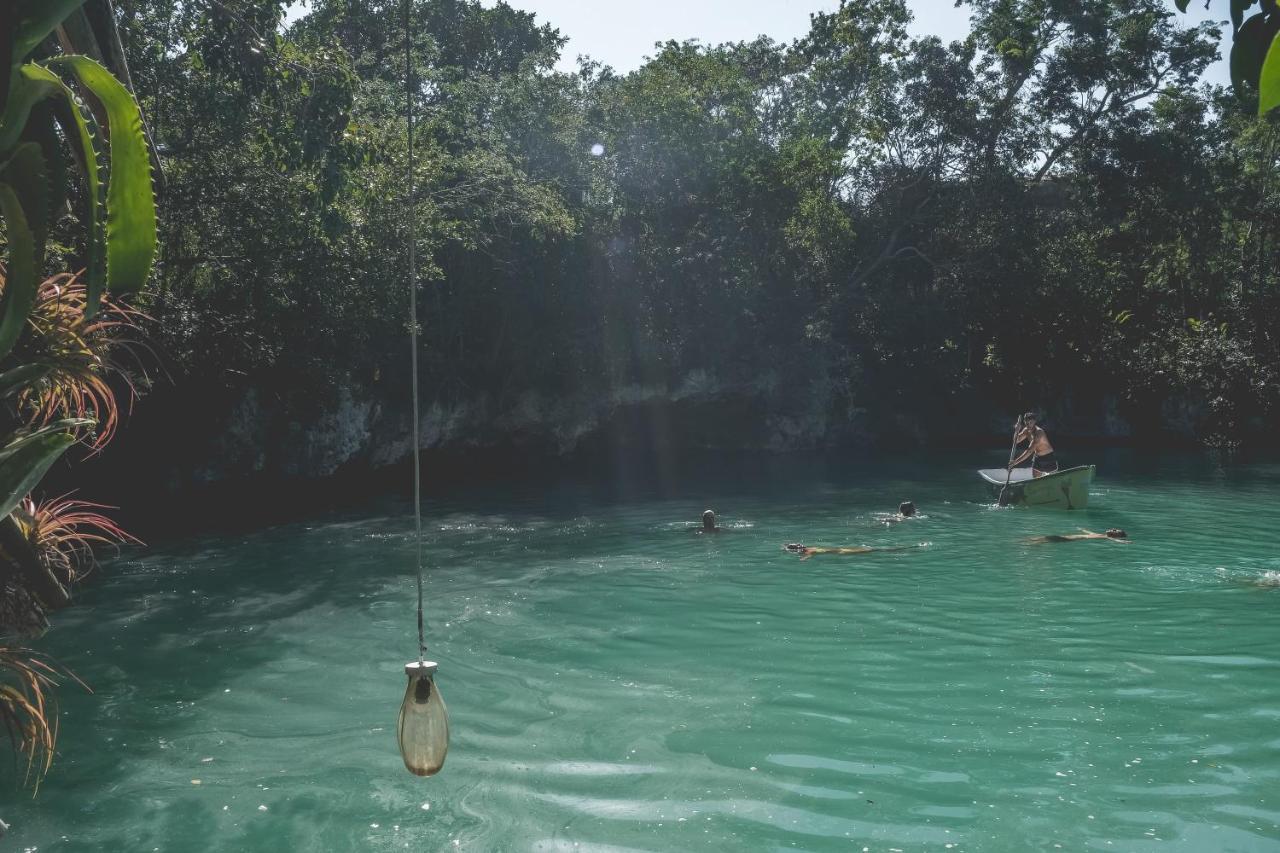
left=396, top=0, right=449, bottom=778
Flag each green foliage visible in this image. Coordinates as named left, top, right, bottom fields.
left=10, top=1, right=89, bottom=63
left=0, top=364, right=54, bottom=400
left=47, top=55, right=157, bottom=301
left=1178, top=0, right=1280, bottom=114
left=2, top=54, right=156, bottom=318
left=1, top=143, right=51, bottom=264
left=0, top=183, right=39, bottom=360
left=1, top=1, right=153, bottom=637
left=0, top=427, right=80, bottom=521
left=99, top=0, right=1279, bottom=452
left=1258, top=27, right=1280, bottom=113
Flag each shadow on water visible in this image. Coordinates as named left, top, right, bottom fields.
left=0, top=516, right=428, bottom=796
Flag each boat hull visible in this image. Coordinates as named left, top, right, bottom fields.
left=978, top=465, right=1096, bottom=510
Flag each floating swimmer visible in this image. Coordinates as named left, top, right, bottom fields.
left=783, top=543, right=925, bottom=560
left=1025, top=528, right=1129, bottom=544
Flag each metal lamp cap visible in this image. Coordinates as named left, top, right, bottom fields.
left=405, top=660, right=439, bottom=676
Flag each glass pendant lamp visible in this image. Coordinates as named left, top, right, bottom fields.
left=398, top=660, right=449, bottom=776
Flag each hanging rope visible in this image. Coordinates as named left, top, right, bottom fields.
left=404, top=0, right=426, bottom=665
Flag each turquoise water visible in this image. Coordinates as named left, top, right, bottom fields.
left=4, top=451, right=1280, bottom=851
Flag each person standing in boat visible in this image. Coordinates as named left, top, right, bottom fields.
left=1009, top=412, right=1059, bottom=476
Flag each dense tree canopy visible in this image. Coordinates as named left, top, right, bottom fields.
left=106, top=0, right=1279, bottom=447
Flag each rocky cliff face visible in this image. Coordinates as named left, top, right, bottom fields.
left=168, top=371, right=1156, bottom=487
left=54, top=366, right=1219, bottom=537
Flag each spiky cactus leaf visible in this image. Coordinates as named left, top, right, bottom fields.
left=0, top=141, right=49, bottom=267
left=0, top=64, right=105, bottom=302
left=20, top=103, right=66, bottom=237
left=0, top=64, right=65, bottom=154
left=0, top=364, right=54, bottom=400
left=43, top=69, right=107, bottom=306
left=11, top=1, right=89, bottom=66
left=0, top=430, right=78, bottom=522
left=48, top=56, right=156, bottom=308
left=0, top=419, right=96, bottom=467
left=0, top=182, right=38, bottom=361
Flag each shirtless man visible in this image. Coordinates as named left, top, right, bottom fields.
left=697, top=509, right=721, bottom=534
left=1010, top=412, right=1058, bottom=476
left=1025, top=528, right=1129, bottom=544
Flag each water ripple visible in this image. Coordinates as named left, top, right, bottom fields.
left=6, top=451, right=1280, bottom=851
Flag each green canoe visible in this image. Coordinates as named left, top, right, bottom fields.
left=978, top=465, right=1096, bottom=510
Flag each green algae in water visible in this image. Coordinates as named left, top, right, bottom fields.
left=4, top=451, right=1280, bottom=851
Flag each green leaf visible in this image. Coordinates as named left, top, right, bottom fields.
left=0, top=430, right=77, bottom=522
left=0, top=64, right=107, bottom=298
left=0, top=63, right=65, bottom=153
left=12, top=0, right=87, bottom=65
left=1, top=7, right=14, bottom=111
left=1174, top=0, right=1191, bottom=11
left=0, top=419, right=95, bottom=467
left=39, top=67, right=108, bottom=302
left=0, top=182, right=39, bottom=361
left=20, top=102, right=66, bottom=233
left=1232, top=0, right=1254, bottom=34
left=1261, top=30, right=1280, bottom=114
left=0, top=364, right=53, bottom=400
left=48, top=56, right=157, bottom=305
left=0, top=141, right=50, bottom=268
left=1231, top=13, right=1278, bottom=101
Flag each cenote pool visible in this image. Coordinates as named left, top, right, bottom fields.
left=3, top=451, right=1279, bottom=851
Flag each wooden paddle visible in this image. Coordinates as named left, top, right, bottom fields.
left=998, top=415, right=1023, bottom=506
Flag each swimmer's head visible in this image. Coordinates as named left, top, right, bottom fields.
left=899, top=501, right=916, bottom=517
left=702, top=509, right=717, bottom=529
left=783, top=543, right=805, bottom=553
left=1022, top=412, right=1038, bottom=426
left=1105, top=528, right=1127, bottom=539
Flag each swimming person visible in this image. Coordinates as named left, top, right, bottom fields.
left=1010, top=412, right=1059, bottom=476
left=1025, top=528, right=1129, bottom=544
left=698, top=509, right=721, bottom=534
left=783, top=543, right=924, bottom=560
left=874, top=501, right=918, bottom=525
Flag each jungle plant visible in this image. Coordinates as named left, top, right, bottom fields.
left=1, top=0, right=157, bottom=784
left=15, top=495, right=140, bottom=589
left=0, top=645, right=86, bottom=791
left=1176, top=0, right=1280, bottom=114
left=14, top=272, right=151, bottom=451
